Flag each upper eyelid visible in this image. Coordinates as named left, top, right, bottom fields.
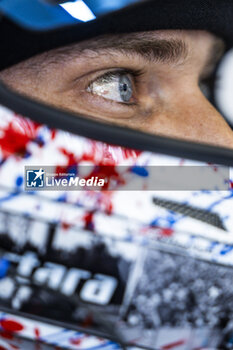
left=87, top=68, right=144, bottom=86
left=88, top=69, right=130, bottom=85
left=70, top=67, right=141, bottom=94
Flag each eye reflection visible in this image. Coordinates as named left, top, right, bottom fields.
left=87, top=71, right=134, bottom=103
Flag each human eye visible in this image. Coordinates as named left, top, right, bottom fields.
left=86, top=69, right=143, bottom=105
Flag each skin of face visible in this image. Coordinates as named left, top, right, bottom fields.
left=0, top=29, right=233, bottom=148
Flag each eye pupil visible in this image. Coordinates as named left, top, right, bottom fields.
left=122, top=83, right=127, bottom=91
left=119, top=75, right=133, bottom=102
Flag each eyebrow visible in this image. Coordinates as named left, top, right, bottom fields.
left=85, top=36, right=189, bottom=64
left=44, top=33, right=189, bottom=66
left=23, top=32, right=224, bottom=77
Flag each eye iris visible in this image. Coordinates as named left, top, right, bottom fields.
left=88, top=72, right=134, bottom=103
left=119, top=75, right=133, bottom=102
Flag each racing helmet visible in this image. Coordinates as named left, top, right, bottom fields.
left=0, top=1, right=233, bottom=350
